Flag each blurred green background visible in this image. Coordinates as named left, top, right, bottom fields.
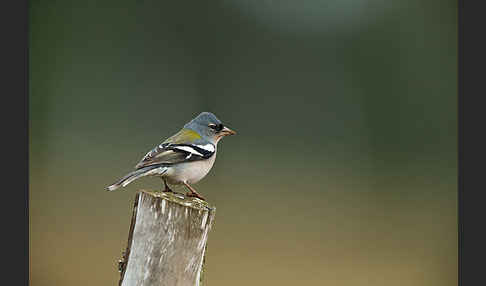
left=29, top=0, right=457, bottom=285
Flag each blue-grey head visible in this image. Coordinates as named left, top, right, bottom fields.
left=184, top=112, right=236, bottom=142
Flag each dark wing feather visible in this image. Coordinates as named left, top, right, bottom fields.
left=135, top=143, right=214, bottom=169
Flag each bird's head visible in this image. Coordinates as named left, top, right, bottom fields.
left=185, top=112, right=236, bottom=143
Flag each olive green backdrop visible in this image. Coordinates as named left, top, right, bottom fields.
left=30, top=0, right=457, bottom=285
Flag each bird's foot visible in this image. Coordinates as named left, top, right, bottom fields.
left=186, top=191, right=206, bottom=201
left=162, top=180, right=174, bottom=193
left=163, top=186, right=174, bottom=193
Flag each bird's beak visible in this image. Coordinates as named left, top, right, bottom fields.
left=221, top=126, right=236, bottom=136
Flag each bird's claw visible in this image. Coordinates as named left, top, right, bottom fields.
left=186, top=191, right=206, bottom=201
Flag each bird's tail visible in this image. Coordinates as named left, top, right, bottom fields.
left=106, top=165, right=167, bottom=191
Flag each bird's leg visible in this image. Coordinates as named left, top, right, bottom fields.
left=183, top=182, right=206, bottom=201
left=162, top=179, right=173, bottom=193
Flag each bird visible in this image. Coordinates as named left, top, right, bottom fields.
left=106, top=112, right=236, bottom=200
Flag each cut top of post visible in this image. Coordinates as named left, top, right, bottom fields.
left=138, top=190, right=216, bottom=212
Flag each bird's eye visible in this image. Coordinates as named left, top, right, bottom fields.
left=209, top=123, right=223, bottom=132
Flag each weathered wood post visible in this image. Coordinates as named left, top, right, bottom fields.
left=118, top=190, right=216, bottom=286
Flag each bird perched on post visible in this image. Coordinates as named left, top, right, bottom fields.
left=106, top=112, right=236, bottom=200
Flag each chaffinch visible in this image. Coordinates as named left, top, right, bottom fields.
left=106, top=112, right=236, bottom=200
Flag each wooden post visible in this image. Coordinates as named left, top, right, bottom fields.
left=118, top=190, right=216, bottom=286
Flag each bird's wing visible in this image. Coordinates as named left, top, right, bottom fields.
left=134, top=129, right=215, bottom=169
